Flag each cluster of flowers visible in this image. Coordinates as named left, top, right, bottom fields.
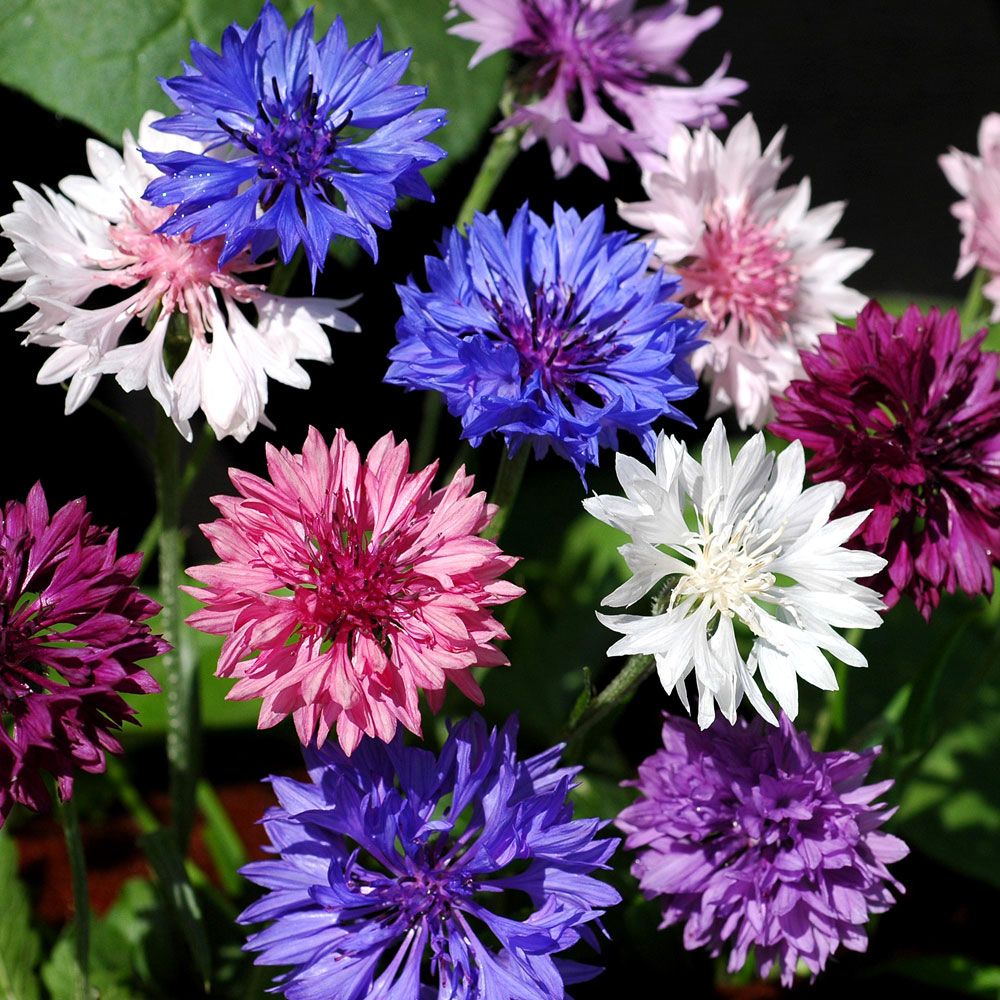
left=3, top=0, right=1000, bottom=995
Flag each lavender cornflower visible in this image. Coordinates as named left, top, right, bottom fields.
left=448, top=0, right=744, bottom=178
left=240, top=714, right=620, bottom=998
left=618, top=714, right=908, bottom=986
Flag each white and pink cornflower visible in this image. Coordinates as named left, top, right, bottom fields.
left=185, top=428, right=524, bottom=754
left=0, top=112, right=358, bottom=442
left=447, top=0, right=744, bottom=179
left=618, top=115, right=871, bottom=428
left=940, top=113, right=1000, bottom=320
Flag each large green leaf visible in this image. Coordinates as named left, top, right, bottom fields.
left=0, top=0, right=504, bottom=176
left=0, top=833, right=41, bottom=1000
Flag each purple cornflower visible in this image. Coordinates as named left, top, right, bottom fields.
left=0, top=485, right=166, bottom=826
left=239, top=713, right=620, bottom=998
left=142, top=2, right=446, bottom=282
left=386, top=203, right=701, bottom=480
left=618, top=714, right=908, bottom=987
left=448, top=0, right=744, bottom=179
left=771, top=301, right=1000, bottom=619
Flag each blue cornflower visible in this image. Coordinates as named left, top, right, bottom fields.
left=239, top=714, right=621, bottom=998
left=141, top=2, right=446, bottom=281
left=385, top=203, right=701, bottom=479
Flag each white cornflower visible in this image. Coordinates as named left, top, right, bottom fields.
left=583, top=420, right=886, bottom=728
left=0, top=112, right=358, bottom=442
left=617, top=114, right=870, bottom=430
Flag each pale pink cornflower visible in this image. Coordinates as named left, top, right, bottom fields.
left=940, top=113, right=1000, bottom=321
left=447, top=0, right=744, bottom=179
left=0, top=112, right=358, bottom=442
left=618, top=115, right=871, bottom=428
left=185, top=428, right=524, bottom=753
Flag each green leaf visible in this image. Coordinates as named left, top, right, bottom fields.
left=196, top=782, right=248, bottom=899
left=139, top=830, right=212, bottom=989
left=0, top=0, right=505, bottom=178
left=41, top=935, right=142, bottom=1000
left=877, top=955, right=1000, bottom=997
left=896, top=672, right=1000, bottom=889
left=0, top=832, right=41, bottom=1000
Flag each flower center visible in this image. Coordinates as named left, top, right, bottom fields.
left=294, top=520, right=409, bottom=646
left=488, top=282, right=626, bottom=403
left=107, top=200, right=261, bottom=338
left=222, top=76, right=352, bottom=209
left=670, top=494, right=783, bottom=624
left=678, top=202, right=800, bottom=343
left=520, top=0, right=643, bottom=93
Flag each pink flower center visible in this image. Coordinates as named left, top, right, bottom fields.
left=292, top=517, right=412, bottom=649
left=107, top=200, right=262, bottom=338
left=678, top=203, right=800, bottom=344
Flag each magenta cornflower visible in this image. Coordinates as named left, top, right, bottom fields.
left=771, top=301, right=1000, bottom=619
left=0, top=484, right=165, bottom=826
left=618, top=713, right=908, bottom=986
left=186, top=428, right=524, bottom=754
left=448, top=0, right=744, bottom=179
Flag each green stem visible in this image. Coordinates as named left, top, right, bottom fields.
left=139, top=422, right=215, bottom=577
left=443, top=440, right=475, bottom=486
left=482, top=444, right=530, bottom=541
left=454, top=125, right=524, bottom=232
left=413, top=391, right=445, bottom=472
left=267, top=247, right=305, bottom=297
left=155, top=413, right=199, bottom=850
left=960, top=267, right=988, bottom=332
left=564, top=653, right=655, bottom=759
left=60, top=798, right=90, bottom=1000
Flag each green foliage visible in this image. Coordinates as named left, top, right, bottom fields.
left=879, top=955, right=1000, bottom=997
left=0, top=832, right=41, bottom=1000
left=484, top=491, right=632, bottom=749
left=842, top=581, right=1000, bottom=891
left=138, top=831, right=212, bottom=989
left=0, top=0, right=504, bottom=180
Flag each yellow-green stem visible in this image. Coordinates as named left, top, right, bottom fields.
left=482, top=444, right=530, bottom=541
left=155, top=412, right=199, bottom=850
left=60, top=797, right=90, bottom=1000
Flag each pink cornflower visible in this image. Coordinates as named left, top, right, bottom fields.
left=186, top=428, right=524, bottom=753
left=940, top=113, right=1000, bottom=320
left=0, top=112, right=358, bottom=442
left=619, top=115, right=871, bottom=428
left=447, top=0, right=744, bottom=179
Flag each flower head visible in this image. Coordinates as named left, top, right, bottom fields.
left=143, top=2, right=446, bottom=281
left=619, top=115, right=871, bottom=428
left=771, top=301, right=1000, bottom=619
left=449, top=0, right=743, bottom=179
left=240, top=713, right=620, bottom=998
left=0, top=485, right=165, bottom=826
left=617, top=713, right=908, bottom=986
left=940, top=113, right=1000, bottom=320
left=0, top=112, right=358, bottom=442
left=386, top=203, right=701, bottom=481
left=186, top=428, right=523, bottom=753
left=584, top=419, right=886, bottom=727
